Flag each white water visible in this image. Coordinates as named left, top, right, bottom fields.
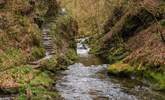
left=56, top=38, right=137, bottom=100
left=56, top=38, right=165, bottom=100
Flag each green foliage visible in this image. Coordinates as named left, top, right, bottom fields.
left=106, top=46, right=129, bottom=63
left=17, top=71, right=58, bottom=100
left=0, top=0, right=68, bottom=98
left=30, top=87, right=59, bottom=100
left=0, top=48, right=27, bottom=70
left=0, top=66, right=58, bottom=99
left=40, top=52, right=77, bottom=72
left=148, top=72, right=165, bottom=90
left=30, top=47, right=45, bottom=61
left=89, top=40, right=102, bottom=54
left=18, top=16, right=30, bottom=27
left=30, top=71, right=53, bottom=87
left=66, top=49, right=78, bottom=61
left=40, top=56, right=58, bottom=72
left=160, top=19, right=165, bottom=27
left=49, top=14, right=75, bottom=38
left=56, top=55, right=74, bottom=69
left=0, top=65, right=33, bottom=94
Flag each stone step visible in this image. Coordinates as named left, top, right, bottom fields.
left=43, top=44, right=53, bottom=46
left=42, top=40, right=53, bottom=42
left=46, top=48, right=54, bottom=50
left=42, top=34, right=52, bottom=36
left=45, top=47, right=54, bottom=49
left=46, top=49, right=54, bottom=51
left=44, top=46, right=53, bottom=48
left=43, top=30, right=49, bottom=33
left=43, top=42, right=52, bottom=44
left=44, top=46, right=53, bottom=47
left=42, top=36, right=52, bottom=38
left=45, top=42, right=53, bottom=44
left=43, top=39, right=53, bottom=41
left=47, top=51, right=55, bottom=53
left=48, top=50, right=55, bottom=53
left=42, top=31, right=56, bottom=55
left=43, top=42, right=53, bottom=44
left=43, top=32, right=48, bottom=34
left=42, top=38, right=52, bottom=40
left=43, top=45, right=53, bottom=47
left=42, top=36, right=52, bottom=39
left=46, top=50, right=54, bottom=52
left=46, top=51, right=55, bottom=54
left=45, top=46, right=54, bottom=48
left=50, top=52, right=55, bottom=54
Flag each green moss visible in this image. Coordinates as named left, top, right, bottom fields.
left=107, top=62, right=165, bottom=91
left=107, top=62, right=134, bottom=76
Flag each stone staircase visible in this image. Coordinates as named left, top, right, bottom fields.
left=29, top=28, right=55, bottom=66
left=42, top=28, right=55, bottom=56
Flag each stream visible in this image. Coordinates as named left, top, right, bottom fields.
left=56, top=38, right=165, bottom=100
left=0, top=38, right=165, bottom=100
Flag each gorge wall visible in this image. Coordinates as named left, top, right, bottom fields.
left=89, top=0, right=165, bottom=91
left=0, top=0, right=78, bottom=99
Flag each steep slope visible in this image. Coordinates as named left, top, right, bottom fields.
left=0, top=0, right=78, bottom=99
left=90, top=0, right=165, bottom=90
left=0, top=0, right=55, bottom=71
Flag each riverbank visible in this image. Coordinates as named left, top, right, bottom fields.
left=56, top=39, right=165, bottom=100
left=0, top=0, right=78, bottom=99
left=88, top=0, right=165, bottom=91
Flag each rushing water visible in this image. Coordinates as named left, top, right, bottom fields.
left=56, top=38, right=165, bottom=100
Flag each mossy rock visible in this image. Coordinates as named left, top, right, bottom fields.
left=107, top=62, right=134, bottom=76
